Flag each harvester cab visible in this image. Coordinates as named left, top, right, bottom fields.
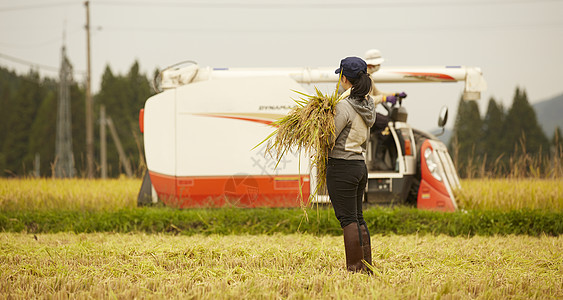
left=365, top=95, right=460, bottom=211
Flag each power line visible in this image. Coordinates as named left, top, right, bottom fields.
left=0, top=52, right=85, bottom=74
left=0, top=1, right=77, bottom=12
left=0, top=30, right=81, bottom=49
left=100, top=20, right=563, bottom=34
left=0, top=52, right=59, bottom=72
left=0, top=37, right=62, bottom=49
left=1, top=0, right=560, bottom=11
left=92, top=0, right=563, bottom=9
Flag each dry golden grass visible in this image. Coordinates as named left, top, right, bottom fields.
left=0, top=178, right=139, bottom=211
left=456, top=178, right=563, bottom=211
left=1, top=178, right=561, bottom=212
left=1, top=178, right=561, bottom=298
left=1, top=233, right=561, bottom=299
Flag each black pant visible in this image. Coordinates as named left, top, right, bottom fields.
left=326, top=158, right=368, bottom=228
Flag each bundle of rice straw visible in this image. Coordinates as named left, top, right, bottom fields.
left=259, top=81, right=342, bottom=204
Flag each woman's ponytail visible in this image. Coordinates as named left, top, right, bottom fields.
left=348, top=71, right=372, bottom=99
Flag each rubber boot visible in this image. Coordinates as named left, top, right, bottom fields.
left=360, top=224, right=373, bottom=274
left=342, top=223, right=364, bottom=272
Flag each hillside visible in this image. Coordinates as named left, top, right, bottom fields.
left=431, top=128, right=453, bottom=145
left=533, top=93, right=563, bottom=139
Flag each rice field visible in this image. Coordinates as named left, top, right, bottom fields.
left=0, top=178, right=139, bottom=211
left=455, top=178, right=563, bottom=211
left=1, top=178, right=561, bottom=298
left=1, top=177, right=561, bottom=212
left=1, top=232, right=561, bottom=299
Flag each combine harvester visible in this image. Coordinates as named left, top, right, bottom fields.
left=137, top=60, right=486, bottom=212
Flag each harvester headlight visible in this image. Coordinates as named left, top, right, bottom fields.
left=424, top=147, right=442, bottom=182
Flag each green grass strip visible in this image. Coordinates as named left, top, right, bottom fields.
left=1, top=207, right=562, bottom=236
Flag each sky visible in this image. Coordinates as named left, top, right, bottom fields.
left=1, top=0, right=562, bottom=132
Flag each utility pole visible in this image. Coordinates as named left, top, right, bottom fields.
left=100, top=105, right=107, bottom=179
left=84, top=0, right=94, bottom=178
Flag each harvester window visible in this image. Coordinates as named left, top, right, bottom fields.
left=368, top=125, right=398, bottom=172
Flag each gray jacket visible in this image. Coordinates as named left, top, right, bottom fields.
left=328, top=90, right=376, bottom=160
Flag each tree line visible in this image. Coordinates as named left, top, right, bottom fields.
left=1, top=61, right=561, bottom=178
left=450, top=87, right=561, bottom=178
left=0, top=61, right=152, bottom=178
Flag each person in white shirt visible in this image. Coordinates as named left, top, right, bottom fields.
left=364, top=49, right=407, bottom=170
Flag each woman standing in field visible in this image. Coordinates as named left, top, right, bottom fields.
left=328, top=57, right=375, bottom=272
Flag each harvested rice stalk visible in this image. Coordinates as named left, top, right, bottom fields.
left=258, top=80, right=343, bottom=204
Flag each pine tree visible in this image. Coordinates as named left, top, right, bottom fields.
left=482, top=97, right=505, bottom=170
left=552, top=126, right=562, bottom=158
left=552, top=126, right=561, bottom=147
left=503, top=87, right=549, bottom=155
left=450, top=97, right=483, bottom=177
left=126, top=61, right=152, bottom=174
left=95, top=62, right=152, bottom=177
left=1, top=70, right=48, bottom=176
left=96, top=65, right=120, bottom=177
left=28, top=90, right=57, bottom=177
left=0, top=67, right=19, bottom=173
left=551, top=126, right=562, bottom=178
left=70, top=83, right=86, bottom=176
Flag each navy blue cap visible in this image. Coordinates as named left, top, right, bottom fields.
left=334, top=56, right=367, bottom=79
